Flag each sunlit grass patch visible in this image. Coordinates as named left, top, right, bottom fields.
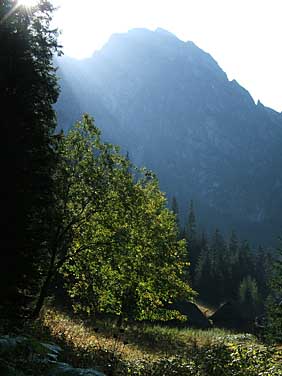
left=38, top=307, right=252, bottom=359
left=28, top=307, right=282, bottom=375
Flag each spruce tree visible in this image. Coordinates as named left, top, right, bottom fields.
left=195, top=248, right=214, bottom=304
left=229, top=230, right=239, bottom=258
left=185, top=200, right=199, bottom=283
left=227, top=230, right=239, bottom=298
left=0, top=0, right=61, bottom=318
left=255, top=246, right=272, bottom=300
left=171, top=195, right=180, bottom=228
left=266, top=243, right=282, bottom=342
left=239, top=276, right=260, bottom=321
left=238, top=240, right=254, bottom=281
left=186, top=200, right=196, bottom=243
left=210, top=228, right=227, bottom=303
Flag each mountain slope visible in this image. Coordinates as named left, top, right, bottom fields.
left=55, top=28, right=282, bottom=244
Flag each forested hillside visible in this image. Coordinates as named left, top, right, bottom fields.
left=56, top=28, right=282, bottom=245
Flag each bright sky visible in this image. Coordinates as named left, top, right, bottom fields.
left=52, top=0, right=282, bottom=112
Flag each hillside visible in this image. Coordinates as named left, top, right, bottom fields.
left=55, top=28, right=282, bottom=244
left=2, top=307, right=282, bottom=375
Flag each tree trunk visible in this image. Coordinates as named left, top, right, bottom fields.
left=32, top=268, right=54, bottom=319
left=32, top=248, right=57, bottom=318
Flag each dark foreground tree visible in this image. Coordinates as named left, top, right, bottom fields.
left=0, top=0, right=61, bottom=318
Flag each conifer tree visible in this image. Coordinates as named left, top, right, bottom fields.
left=229, top=230, right=239, bottom=258
left=238, top=240, right=254, bottom=281
left=194, top=248, right=214, bottom=304
left=227, top=230, right=239, bottom=297
left=171, top=195, right=180, bottom=228
left=209, top=228, right=228, bottom=303
left=255, top=246, right=272, bottom=300
left=266, top=243, right=282, bottom=342
left=0, top=0, right=61, bottom=317
left=186, top=200, right=197, bottom=243
left=239, top=276, right=260, bottom=321
left=185, top=200, right=199, bottom=283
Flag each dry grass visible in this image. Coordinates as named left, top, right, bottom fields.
left=39, top=308, right=151, bottom=362
left=37, top=307, right=254, bottom=363
left=26, top=307, right=282, bottom=375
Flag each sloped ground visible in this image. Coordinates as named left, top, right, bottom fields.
left=1, top=307, right=282, bottom=375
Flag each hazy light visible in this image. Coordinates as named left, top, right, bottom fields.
left=18, top=0, right=38, bottom=6
left=52, top=0, right=282, bottom=112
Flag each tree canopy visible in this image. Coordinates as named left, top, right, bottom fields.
left=57, top=115, right=195, bottom=322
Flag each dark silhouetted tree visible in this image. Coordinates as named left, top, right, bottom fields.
left=266, top=242, right=282, bottom=342
left=185, top=200, right=199, bottom=283
left=171, top=195, right=180, bottom=228
left=0, top=0, right=61, bottom=318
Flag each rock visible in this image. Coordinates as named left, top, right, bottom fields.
left=55, top=28, right=282, bottom=245
left=0, top=335, right=104, bottom=376
left=48, top=362, right=106, bottom=376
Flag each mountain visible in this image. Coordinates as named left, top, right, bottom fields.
left=55, top=28, right=282, bottom=245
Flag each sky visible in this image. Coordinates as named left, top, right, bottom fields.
left=52, top=0, right=282, bottom=112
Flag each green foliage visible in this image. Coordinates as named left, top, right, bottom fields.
left=238, top=276, right=260, bottom=322
left=56, top=115, right=194, bottom=321
left=34, top=308, right=282, bottom=376
left=239, top=277, right=259, bottom=305
left=124, top=343, right=282, bottom=376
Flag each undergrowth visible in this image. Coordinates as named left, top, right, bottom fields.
left=2, top=307, right=282, bottom=375
left=33, top=307, right=282, bottom=375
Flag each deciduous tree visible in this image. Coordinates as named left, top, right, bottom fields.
left=59, top=116, right=195, bottom=322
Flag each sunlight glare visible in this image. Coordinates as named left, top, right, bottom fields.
left=18, top=0, right=38, bottom=7
left=52, top=0, right=282, bottom=112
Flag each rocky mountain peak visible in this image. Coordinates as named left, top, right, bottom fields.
left=56, top=28, right=282, bottom=245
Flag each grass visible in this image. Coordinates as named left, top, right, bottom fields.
left=7, top=306, right=281, bottom=375
left=38, top=307, right=239, bottom=358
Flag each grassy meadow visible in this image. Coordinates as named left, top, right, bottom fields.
left=10, top=306, right=278, bottom=375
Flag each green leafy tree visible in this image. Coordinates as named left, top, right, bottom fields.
left=0, top=0, right=61, bottom=317
left=59, top=117, right=195, bottom=322
left=33, top=114, right=124, bottom=317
